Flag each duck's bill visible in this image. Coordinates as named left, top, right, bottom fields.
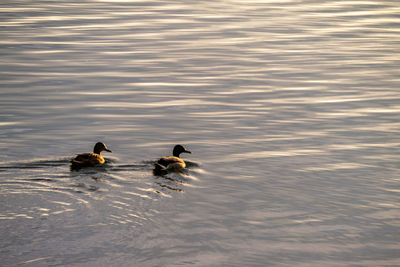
left=184, top=150, right=191, bottom=154
left=105, top=149, right=112, bottom=153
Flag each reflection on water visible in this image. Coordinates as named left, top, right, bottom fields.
left=1, top=0, right=400, bottom=266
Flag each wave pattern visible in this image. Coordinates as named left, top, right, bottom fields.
left=0, top=0, right=399, bottom=266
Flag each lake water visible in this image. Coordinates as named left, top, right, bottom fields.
left=1, top=0, right=399, bottom=266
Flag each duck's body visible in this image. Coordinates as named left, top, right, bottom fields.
left=71, top=142, right=112, bottom=168
left=154, top=145, right=191, bottom=173
left=157, top=156, right=187, bottom=170
left=72, top=152, right=106, bottom=166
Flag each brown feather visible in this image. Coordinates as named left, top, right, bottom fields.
left=71, top=152, right=105, bottom=167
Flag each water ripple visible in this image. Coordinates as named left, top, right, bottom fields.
left=1, top=0, right=399, bottom=266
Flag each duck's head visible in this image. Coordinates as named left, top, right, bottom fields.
left=173, top=144, right=191, bottom=157
left=93, top=142, right=112, bottom=154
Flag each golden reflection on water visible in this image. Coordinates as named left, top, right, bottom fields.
left=303, top=162, right=370, bottom=172
left=1, top=0, right=400, bottom=265
left=219, top=148, right=326, bottom=163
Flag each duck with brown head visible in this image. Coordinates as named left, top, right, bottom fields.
left=71, top=142, right=112, bottom=168
left=154, top=144, right=191, bottom=174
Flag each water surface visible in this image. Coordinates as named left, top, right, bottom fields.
left=1, top=0, right=400, bottom=266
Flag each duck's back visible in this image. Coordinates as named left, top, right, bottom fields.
left=157, top=156, right=186, bottom=169
left=72, top=153, right=105, bottom=167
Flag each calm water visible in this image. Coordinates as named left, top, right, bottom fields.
left=1, top=0, right=400, bottom=266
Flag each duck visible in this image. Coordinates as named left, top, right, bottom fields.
left=71, top=142, right=112, bottom=168
left=154, top=144, right=191, bottom=173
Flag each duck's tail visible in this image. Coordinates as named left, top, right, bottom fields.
left=70, top=159, right=83, bottom=171
left=153, top=162, right=168, bottom=176
left=154, top=162, right=167, bottom=171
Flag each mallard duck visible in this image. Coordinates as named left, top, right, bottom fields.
left=154, top=144, right=191, bottom=173
left=71, top=142, right=112, bottom=167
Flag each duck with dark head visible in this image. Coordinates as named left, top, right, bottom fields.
left=71, top=142, right=112, bottom=169
left=154, top=144, right=191, bottom=175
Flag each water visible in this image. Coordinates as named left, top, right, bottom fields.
left=1, top=0, right=399, bottom=266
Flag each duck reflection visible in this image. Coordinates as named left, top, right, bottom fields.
left=154, top=179, right=183, bottom=193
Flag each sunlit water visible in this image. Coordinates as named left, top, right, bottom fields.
left=1, top=0, right=399, bottom=266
